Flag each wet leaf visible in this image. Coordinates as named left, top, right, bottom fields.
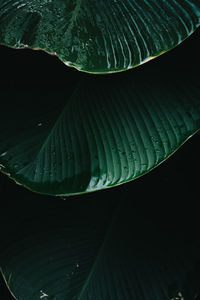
left=0, top=0, right=200, bottom=73
left=0, top=70, right=200, bottom=195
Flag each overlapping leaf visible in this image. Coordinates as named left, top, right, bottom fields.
left=0, top=0, right=200, bottom=73
left=0, top=71, right=200, bottom=195
left=0, top=179, right=200, bottom=300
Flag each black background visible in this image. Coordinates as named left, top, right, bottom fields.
left=0, top=28, right=200, bottom=299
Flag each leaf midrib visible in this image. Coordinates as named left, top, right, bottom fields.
left=65, top=0, right=83, bottom=38
left=77, top=190, right=128, bottom=300
left=16, top=82, right=82, bottom=175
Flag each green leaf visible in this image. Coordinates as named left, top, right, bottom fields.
left=0, top=71, right=200, bottom=196
left=1, top=182, right=200, bottom=300
left=0, top=0, right=199, bottom=73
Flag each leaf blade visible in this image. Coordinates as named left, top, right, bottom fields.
left=1, top=179, right=200, bottom=299
left=0, top=0, right=200, bottom=73
left=0, top=71, right=200, bottom=195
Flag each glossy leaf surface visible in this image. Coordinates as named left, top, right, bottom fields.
left=1, top=176, right=200, bottom=300
left=0, top=71, right=200, bottom=195
left=0, top=0, right=200, bottom=73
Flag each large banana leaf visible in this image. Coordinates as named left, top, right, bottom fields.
left=0, top=70, right=200, bottom=196
left=0, top=0, right=200, bottom=73
left=0, top=170, right=200, bottom=300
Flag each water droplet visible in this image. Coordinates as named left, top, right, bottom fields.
left=128, top=152, right=133, bottom=159
left=0, top=151, right=7, bottom=157
left=40, top=290, right=49, bottom=299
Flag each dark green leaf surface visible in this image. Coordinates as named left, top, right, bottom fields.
left=0, top=179, right=200, bottom=300
left=0, top=0, right=199, bottom=73
left=0, top=71, right=200, bottom=195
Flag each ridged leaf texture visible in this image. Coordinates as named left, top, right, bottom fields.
left=0, top=71, right=200, bottom=195
left=1, top=184, right=200, bottom=300
left=0, top=0, right=200, bottom=73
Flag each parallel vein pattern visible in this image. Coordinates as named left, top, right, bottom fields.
left=0, top=0, right=200, bottom=72
left=0, top=194, right=117, bottom=300
left=0, top=73, right=200, bottom=195
left=1, top=189, right=200, bottom=300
